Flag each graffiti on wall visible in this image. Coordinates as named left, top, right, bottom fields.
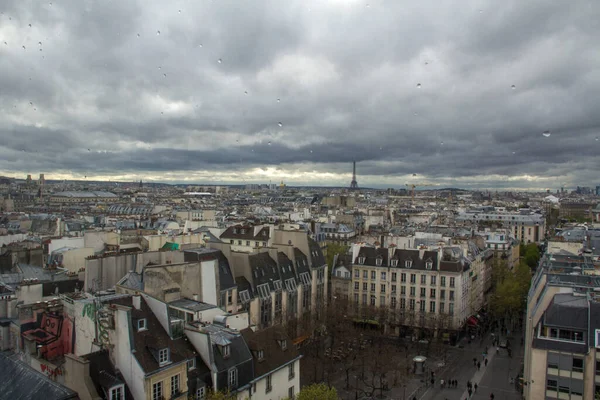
left=40, top=363, right=64, bottom=379
left=82, top=302, right=112, bottom=347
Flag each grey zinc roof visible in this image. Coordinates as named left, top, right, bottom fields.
left=169, top=298, right=218, bottom=312
left=543, top=293, right=589, bottom=330
left=116, top=271, right=144, bottom=291
left=53, top=191, right=117, bottom=198
left=0, top=352, right=78, bottom=400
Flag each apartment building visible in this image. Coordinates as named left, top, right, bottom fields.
left=524, top=251, right=600, bottom=400
left=346, top=245, right=487, bottom=344
left=456, top=211, right=546, bottom=243
left=220, top=225, right=273, bottom=253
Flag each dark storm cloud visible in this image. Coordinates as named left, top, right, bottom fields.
left=1, top=0, right=600, bottom=188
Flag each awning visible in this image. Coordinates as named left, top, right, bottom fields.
left=467, top=316, right=479, bottom=326
left=352, top=318, right=380, bottom=326
left=293, top=334, right=310, bottom=346
left=161, top=242, right=179, bottom=250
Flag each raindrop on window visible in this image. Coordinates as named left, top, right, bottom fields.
left=38, top=41, right=42, bottom=46
left=156, top=30, right=161, bottom=35
left=29, top=102, right=33, bottom=105
left=88, top=149, right=91, bottom=152
left=39, top=48, right=42, bottom=51
left=217, top=58, right=222, bottom=64
left=28, top=24, right=32, bottom=27
left=512, top=151, right=516, bottom=154
left=198, top=44, right=203, bottom=48
left=416, top=83, right=421, bottom=89
left=278, top=122, right=283, bottom=127
left=137, top=33, right=140, bottom=37
left=49, top=2, right=52, bottom=5
left=542, top=130, right=551, bottom=138
left=277, top=98, right=280, bottom=103
left=440, top=141, right=444, bottom=145
left=163, top=73, right=167, bottom=77
left=268, top=141, right=272, bottom=146
left=595, top=137, right=599, bottom=141
left=178, top=9, right=181, bottom=13
left=511, top=85, right=516, bottom=90
left=244, top=91, right=248, bottom=95
left=3, top=42, right=7, bottom=45
left=310, top=150, right=313, bottom=153
left=22, top=45, right=26, bottom=50
left=158, top=66, right=161, bottom=70
left=161, top=111, right=164, bottom=115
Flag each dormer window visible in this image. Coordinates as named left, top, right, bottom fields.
left=279, top=339, right=287, bottom=350
left=241, top=229, right=246, bottom=234
left=391, top=259, right=398, bottom=267
left=426, top=261, right=433, bottom=270
left=222, top=344, right=231, bottom=358
left=158, top=348, right=170, bottom=365
left=257, top=349, right=264, bottom=360
left=376, top=257, right=382, bottom=266
left=405, top=260, right=412, bottom=268
left=137, top=318, right=147, bottom=331
left=109, top=385, right=124, bottom=400
left=358, top=257, right=365, bottom=265
left=234, top=228, right=238, bottom=234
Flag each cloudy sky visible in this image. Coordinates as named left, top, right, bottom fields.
left=1, top=0, right=599, bottom=190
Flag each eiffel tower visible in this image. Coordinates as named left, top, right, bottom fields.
left=349, top=161, right=358, bottom=190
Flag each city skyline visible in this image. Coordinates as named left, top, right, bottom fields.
left=1, top=0, right=599, bottom=189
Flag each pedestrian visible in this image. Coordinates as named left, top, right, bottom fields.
left=430, top=378, right=434, bottom=387
left=440, top=379, right=444, bottom=389
left=473, top=357, right=477, bottom=366
left=474, top=383, right=478, bottom=392
left=477, top=361, right=481, bottom=370
left=468, top=388, right=472, bottom=397
left=485, top=358, right=488, bottom=367
left=490, top=393, right=495, bottom=399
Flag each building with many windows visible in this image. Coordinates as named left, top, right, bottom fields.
left=456, top=211, right=546, bottom=243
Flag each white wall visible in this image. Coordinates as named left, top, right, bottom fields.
left=142, top=294, right=170, bottom=333
left=201, top=260, right=217, bottom=305
left=71, top=301, right=101, bottom=357
left=114, top=306, right=145, bottom=400
left=48, top=237, right=85, bottom=255
left=221, top=312, right=249, bottom=331
left=0, top=233, right=28, bottom=247
left=16, top=284, right=43, bottom=305
left=252, top=359, right=300, bottom=400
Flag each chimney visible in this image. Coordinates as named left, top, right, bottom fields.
left=133, top=295, right=141, bottom=310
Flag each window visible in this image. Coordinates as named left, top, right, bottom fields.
left=239, top=290, right=251, bottom=303
left=430, top=288, right=436, bottom=298
left=370, top=295, right=376, bottom=306
left=109, top=386, right=124, bottom=400
left=410, top=274, right=416, bottom=284
left=376, top=257, right=382, bottom=266
left=440, top=302, right=445, bottom=313
left=370, top=283, right=376, bottom=292
left=391, top=259, right=398, bottom=267
left=380, top=284, right=386, bottom=293
left=401, top=273, right=406, bottom=283
left=425, top=261, right=433, bottom=270
left=289, top=362, right=295, bottom=380
left=246, top=240, right=250, bottom=246
left=449, top=303, right=454, bottom=315
left=391, top=272, right=397, bottom=282
left=171, top=374, right=180, bottom=395
left=152, top=381, right=163, bottom=400
left=380, top=296, right=385, bottom=306
left=391, top=297, right=397, bottom=308
left=257, top=350, right=264, bottom=360
left=449, top=290, right=455, bottom=301
left=363, top=282, right=368, bottom=290
left=257, top=283, right=271, bottom=299
left=358, top=257, right=365, bottom=264
left=381, top=272, right=386, bottom=280
left=281, top=339, right=287, bottom=350
left=409, top=299, right=415, bottom=310
left=596, top=360, right=600, bottom=375
left=362, top=294, right=367, bottom=305
left=450, top=277, right=455, bottom=287
left=273, top=280, right=282, bottom=291
left=228, top=368, right=238, bottom=389
left=440, top=289, right=445, bottom=299
left=546, top=379, right=558, bottom=392
left=572, top=358, right=584, bottom=373
left=391, top=284, right=396, bottom=293
left=230, top=239, right=234, bottom=244
left=355, top=269, right=360, bottom=278
left=430, top=301, right=435, bottom=313
left=420, top=288, right=426, bottom=297
left=137, top=318, right=147, bottom=331
left=371, top=271, right=376, bottom=280
left=401, top=286, right=406, bottom=295
left=430, top=276, right=436, bottom=285
left=158, top=348, right=170, bottom=365
left=354, top=293, right=359, bottom=303
left=238, top=240, right=242, bottom=245
left=266, top=374, right=272, bottom=393
left=228, top=290, right=233, bottom=304
left=222, top=344, right=230, bottom=358
left=410, top=287, right=415, bottom=296
left=363, top=270, right=368, bottom=279
left=288, top=386, right=295, bottom=399
left=419, top=301, right=426, bottom=312
left=420, top=275, right=426, bottom=285
left=405, top=260, right=412, bottom=268
left=440, top=276, right=446, bottom=287
left=196, top=386, right=206, bottom=400
left=355, top=282, right=359, bottom=290
left=187, top=358, right=196, bottom=370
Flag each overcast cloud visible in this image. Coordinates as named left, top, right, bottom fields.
left=1, top=0, right=599, bottom=190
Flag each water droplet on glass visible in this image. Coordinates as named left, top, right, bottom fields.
left=163, top=73, right=167, bottom=77
left=217, top=58, right=222, bottom=64
left=199, top=43, right=203, bottom=48
left=158, top=66, right=161, bottom=70
left=28, top=24, right=32, bottom=27
left=38, top=41, right=42, bottom=46
left=414, top=112, right=418, bottom=116
left=22, top=45, right=26, bottom=49
left=3, top=42, right=7, bottom=45
left=39, top=48, right=42, bottom=51
left=416, top=83, right=421, bottom=89
left=542, top=130, right=551, bottom=138
left=244, top=91, right=248, bottom=95
left=511, top=85, right=516, bottom=90
left=595, top=137, right=599, bottom=142
left=49, top=2, right=52, bottom=5
left=88, top=149, right=90, bottom=152
left=156, top=30, right=161, bottom=35
left=424, top=61, right=429, bottom=65
left=161, top=111, right=164, bottom=115
left=29, top=102, right=33, bottom=105
left=278, top=122, right=283, bottom=127
left=440, top=141, right=444, bottom=145
left=310, top=150, right=313, bottom=153
left=178, top=9, right=181, bottom=13
left=137, top=33, right=140, bottom=37
left=512, top=151, right=516, bottom=155
left=277, top=98, right=280, bottom=103
left=479, top=9, right=483, bottom=13
left=268, top=141, right=272, bottom=146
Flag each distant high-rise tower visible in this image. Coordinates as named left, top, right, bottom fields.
left=350, top=161, right=358, bottom=190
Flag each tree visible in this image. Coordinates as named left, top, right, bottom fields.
left=325, top=243, right=349, bottom=274
left=523, top=244, right=540, bottom=269
left=189, top=390, right=236, bottom=400
left=295, top=383, right=339, bottom=400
